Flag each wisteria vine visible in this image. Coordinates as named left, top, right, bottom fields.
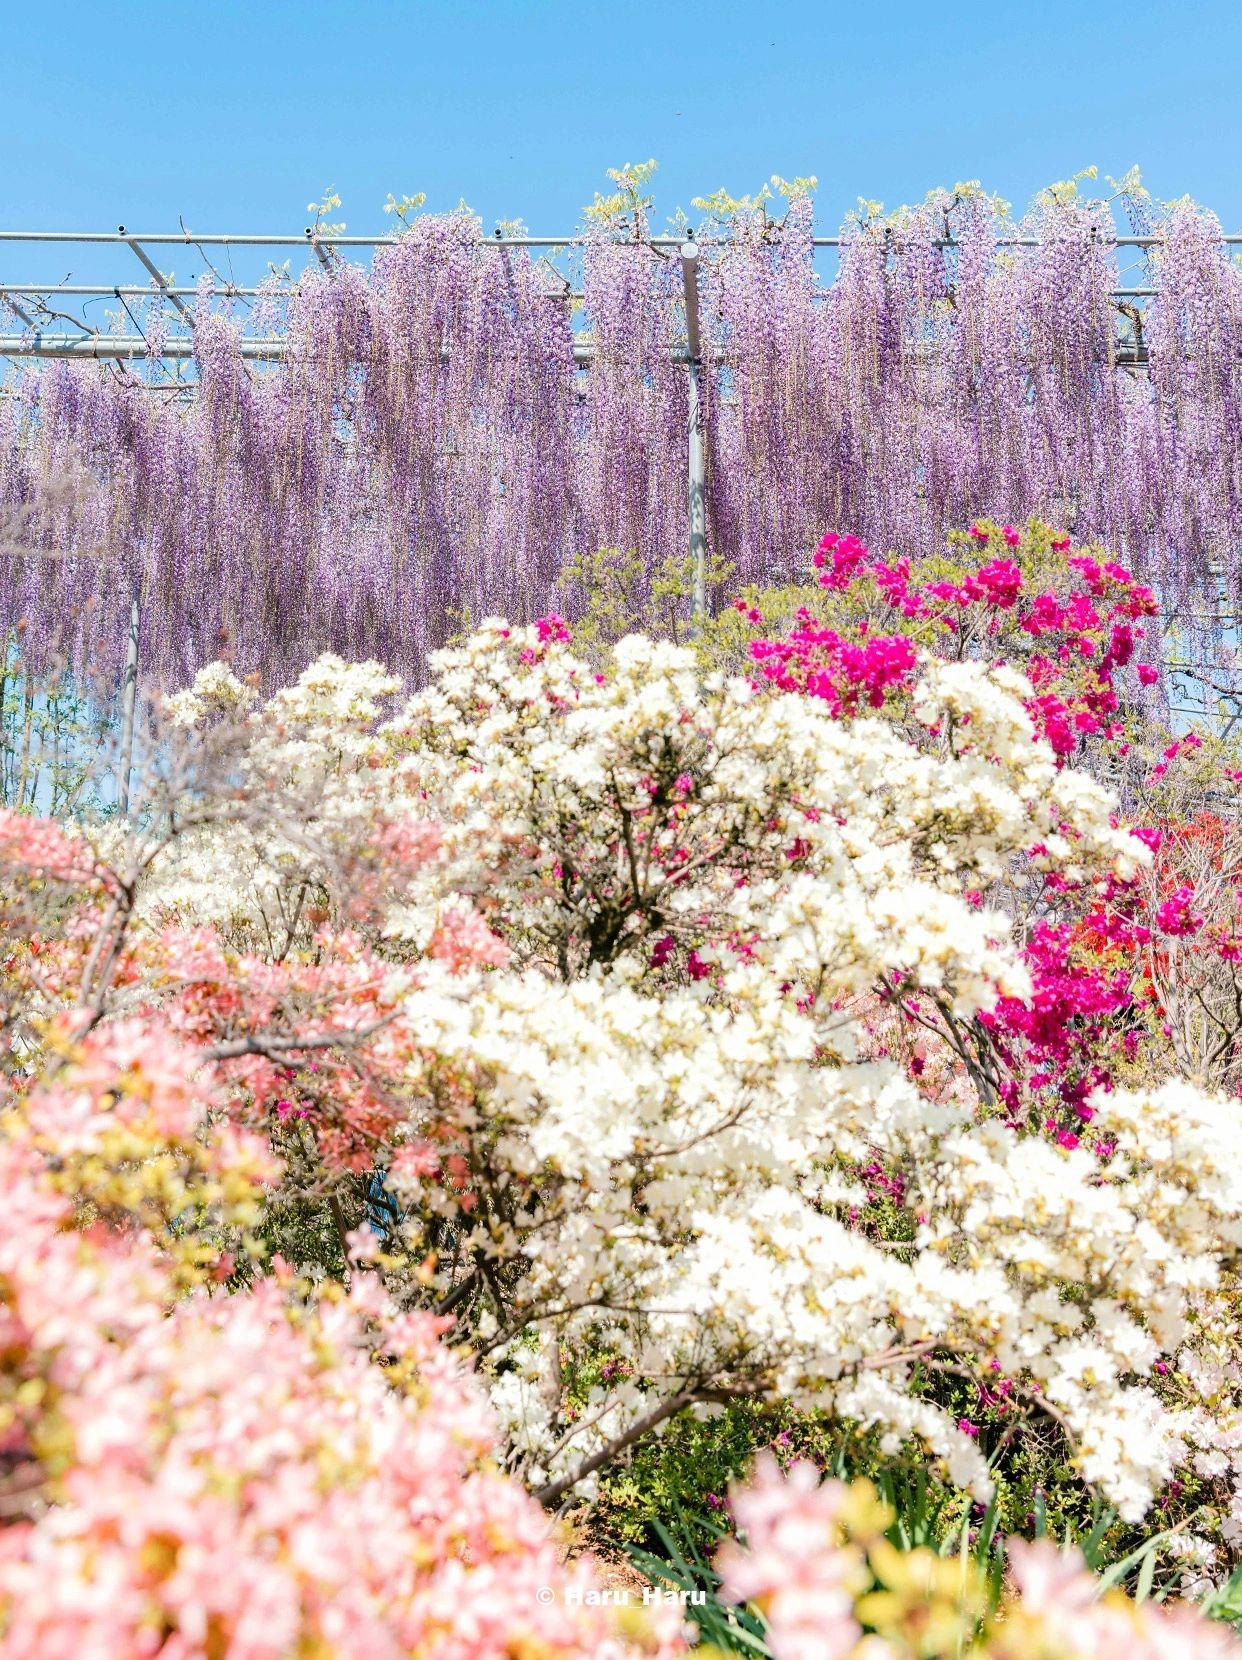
left=2, top=182, right=1241, bottom=687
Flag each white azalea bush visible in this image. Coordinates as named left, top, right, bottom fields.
left=117, top=616, right=1242, bottom=1538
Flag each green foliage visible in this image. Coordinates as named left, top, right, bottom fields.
left=770, top=174, right=818, bottom=202
left=585, top=161, right=659, bottom=235
left=558, top=545, right=735, bottom=659
left=1202, top=1566, right=1242, bottom=1629
left=383, top=192, right=428, bottom=226
left=249, top=1130, right=376, bottom=1286
left=690, top=174, right=817, bottom=229
left=851, top=179, right=1016, bottom=231
left=1106, top=164, right=1149, bottom=204
left=306, top=187, right=345, bottom=239
left=593, top=1400, right=862, bottom=1548
left=1036, top=165, right=1100, bottom=210
left=690, top=187, right=773, bottom=223
left=626, top=1506, right=772, bottom=1657
left=253, top=1183, right=352, bottom=1284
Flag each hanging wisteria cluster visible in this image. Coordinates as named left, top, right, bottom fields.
left=2, top=182, right=1242, bottom=687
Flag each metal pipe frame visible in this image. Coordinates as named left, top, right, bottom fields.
left=0, top=333, right=680, bottom=363
left=2, top=230, right=1241, bottom=247
left=0, top=333, right=1153, bottom=367
left=0, top=283, right=1166, bottom=301
left=0, top=226, right=1209, bottom=342
left=681, top=242, right=707, bottom=624
left=125, top=237, right=193, bottom=324
left=1, top=284, right=269, bottom=297
left=118, top=588, right=140, bottom=818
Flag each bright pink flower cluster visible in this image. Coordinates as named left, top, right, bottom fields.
left=813, top=530, right=872, bottom=590
left=982, top=920, right=1131, bottom=1119
left=784, top=524, right=1160, bottom=759
left=520, top=613, right=574, bottom=664
left=536, top=612, right=572, bottom=644
left=750, top=618, right=918, bottom=715
left=1154, top=883, right=1204, bottom=937
left=926, top=557, right=1023, bottom=610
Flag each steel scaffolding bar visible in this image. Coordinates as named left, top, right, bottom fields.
left=1, top=229, right=1241, bottom=248
left=681, top=241, right=707, bottom=625
left=0, top=285, right=265, bottom=296
left=118, top=589, right=140, bottom=818
left=0, top=223, right=1209, bottom=341
left=0, top=333, right=1155, bottom=367
left=309, top=237, right=336, bottom=275
left=125, top=238, right=193, bottom=323
left=0, top=284, right=1166, bottom=300
left=0, top=332, right=669, bottom=363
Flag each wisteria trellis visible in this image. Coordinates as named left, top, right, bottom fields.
left=3, top=185, right=1242, bottom=688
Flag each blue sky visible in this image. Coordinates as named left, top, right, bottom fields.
left=5, top=0, right=1240, bottom=288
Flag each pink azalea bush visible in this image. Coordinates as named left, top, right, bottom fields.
left=0, top=818, right=679, bottom=1659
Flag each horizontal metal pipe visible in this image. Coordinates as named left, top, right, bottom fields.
left=0, top=232, right=398, bottom=246
left=0, top=282, right=584, bottom=299
left=0, top=334, right=287, bottom=358
left=0, top=283, right=1168, bottom=303
left=1, top=229, right=1241, bottom=248
left=0, top=284, right=265, bottom=297
left=0, top=332, right=1148, bottom=367
left=0, top=232, right=605, bottom=247
left=0, top=332, right=632, bottom=364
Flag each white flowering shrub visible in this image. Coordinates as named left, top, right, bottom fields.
left=99, top=616, right=1242, bottom=1540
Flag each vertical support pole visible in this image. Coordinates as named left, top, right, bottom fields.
left=118, top=588, right=139, bottom=818
left=687, top=359, right=706, bottom=623
left=681, top=242, right=707, bottom=631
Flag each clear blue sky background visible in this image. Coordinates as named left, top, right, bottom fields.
left=5, top=0, right=1240, bottom=287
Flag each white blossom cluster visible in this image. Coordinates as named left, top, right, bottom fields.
left=142, top=623, right=1242, bottom=1525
